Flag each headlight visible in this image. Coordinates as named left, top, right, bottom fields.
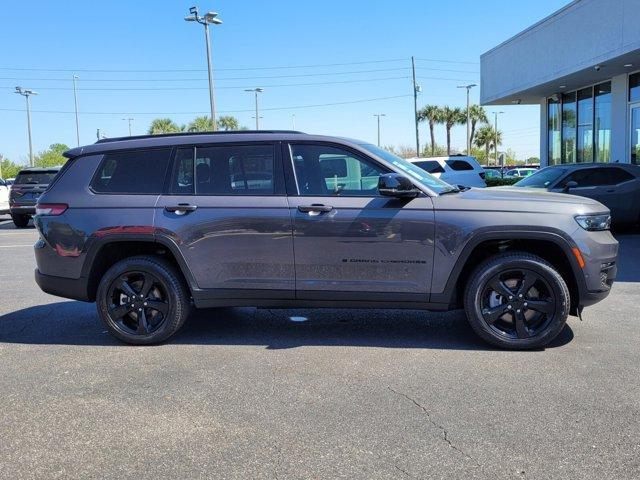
left=575, top=214, right=611, bottom=231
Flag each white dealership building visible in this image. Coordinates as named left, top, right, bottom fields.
left=481, top=0, right=640, bottom=167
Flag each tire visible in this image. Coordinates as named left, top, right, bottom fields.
left=463, top=252, right=570, bottom=350
left=96, top=255, right=191, bottom=345
left=11, top=214, right=30, bottom=228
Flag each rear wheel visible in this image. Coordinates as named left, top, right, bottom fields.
left=96, top=256, right=191, bottom=345
left=464, top=252, right=570, bottom=349
left=11, top=214, right=29, bottom=228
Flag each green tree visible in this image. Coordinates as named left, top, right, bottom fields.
left=34, top=143, right=69, bottom=168
left=417, top=105, right=443, bottom=156
left=217, top=115, right=241, bottom=131
left=187, top=116, right=214, bottom=132
left=467, top=105, right=488, bottom=146
left=420, top=142, right=447, bottom=157
left=148, top=118, right=183, bottom=135
left=0, top=155, right=23, bottom=179
left=474, top=125, right=502, bottom=165
left=442, top=106, right=466, bottom=155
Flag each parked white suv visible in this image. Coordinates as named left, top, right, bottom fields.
left=0, top=179, right=9, bottom=213
left=407, top=156, right=487, bottom=188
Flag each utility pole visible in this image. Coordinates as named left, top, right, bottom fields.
left=411, top=56, right=421, bottom=157
left=122, top=118, right=134, bottom=136
left=458, top=84, right=477, bottom=154
left=292, top=114, right=296, bottom=130
left=185, top=7, right=222, bottom=131
left=245, top=88, right=263, bottom=129
left=374, top=114, right=386, bottom=147
left=15, top=86, right=37, bottom=167
left=72, top=75, right=80, bottom=146
left=494, top=111, right=504, bottom=166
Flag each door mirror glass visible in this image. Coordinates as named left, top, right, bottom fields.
left=563, top=180, right=578, bottom=192
left=378, top=173, right=420, bottom=198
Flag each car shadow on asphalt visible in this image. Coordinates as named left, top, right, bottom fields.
left=611, top=228, right=640, bottom=283
left=0, top=301, right=574, bottom=351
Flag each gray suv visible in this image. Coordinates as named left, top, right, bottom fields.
left=33, top=131, right=618, bottom=349
left=10, top=166, right=61, bottom=228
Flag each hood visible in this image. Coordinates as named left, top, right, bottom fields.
left=432, top=186, right=608, bottom=215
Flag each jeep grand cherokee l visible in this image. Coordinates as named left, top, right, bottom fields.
left=10, top=166, right=61, bottom=228
left=32, top=131, right=618, bottom=349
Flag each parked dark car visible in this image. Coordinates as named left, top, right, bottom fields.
left=33, top=131, right=618, bottom=349
left=10, top=166, right=61, bottom=228
left=508, top=163, right=640, bottom=225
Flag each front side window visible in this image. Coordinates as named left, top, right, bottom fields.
left=171, top=144, right=274, bottom=195
left=92, top=149, right=172, bottom=194
left=290, top=144, right=387, bottom=196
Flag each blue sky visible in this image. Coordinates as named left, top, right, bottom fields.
left=0, top=0, right=567, bottom=164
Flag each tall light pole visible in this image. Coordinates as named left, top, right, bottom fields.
left=374, top=114, right=386, bottom=147
left=72, top=75, right=81, bottom=146
left=15, top=86, right=37, bottom=167
left=292, top=114, right=296, bottom=130
left=458, top=83, right=477, bottom=154
left=245, top=88, right=263, bottom=129
left=122, top=117, right=134, bottom=136
left=493, top=111, right=504, bottom=166
left=185, top=6, right=222, bottom=131
left=411, top=56, right=421, bottom=157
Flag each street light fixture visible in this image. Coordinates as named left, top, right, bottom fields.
left=185, top=6, right=222, bottom=131
left=373, top=113, right=386, bottom=147
left=457, top=83, right=477, bottom=155
left=245, top=88, right=264, bottom=129
left=122, top=117, right=134, bottom=136
left=14, top=86, right=38, bottom=167
left=493, top=111, right=505, bottom=167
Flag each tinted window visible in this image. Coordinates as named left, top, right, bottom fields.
left=515, top=167, right=566, bottom=188
left=291, top=144, right=388, bottom=196
left=565, top=168, right=634, bottom=187
left=172, top=144, right=274, bottom=195
left=445, top=160, right=474, bottom=171
left=15, top=171, right=58, bottom=185
left=92, top=149, right=171, bottom=194
left=414, top=161, right=444, bottom=174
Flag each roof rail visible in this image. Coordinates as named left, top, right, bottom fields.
left=95, top=130, right=305, bottom=144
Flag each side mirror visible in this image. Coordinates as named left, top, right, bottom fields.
left=378, top=173, right=421, bottom=198
left=563, top=180, right=578, bottom=192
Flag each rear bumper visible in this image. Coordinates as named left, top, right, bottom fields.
left=34, top=269, right=91, bottom=302
left=10, top=205, right=36, bottom=215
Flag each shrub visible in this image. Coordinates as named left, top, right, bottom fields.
left=485, top=177, right=520, bottom=187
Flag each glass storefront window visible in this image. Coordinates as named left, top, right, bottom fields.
left=630, top=72, right=640, bottom=103
left=548, top=97, right=561, bottom=165
left=594, top=82, right=611, bottom=162
left=562, top=92, right=577, bottom=163
left=576, top=88, right=593, bottom=162
left=632, top=107, right=640, bottom=165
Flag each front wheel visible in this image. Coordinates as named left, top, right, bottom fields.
left=464, top=252, right=570, bottom=349
left=96, top=255, right=191, bottom=345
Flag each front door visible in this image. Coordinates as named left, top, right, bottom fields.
left=155, top=142, right=294, bottom=299
left=284, top=142, right=435, bottom=302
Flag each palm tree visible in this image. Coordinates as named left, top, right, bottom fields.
left=468, top=105, right=488, bottom=147
left=418, top=105, right=443, bottom=156
left=148, top=118, right=183, bottom=135
left=474, top=124, right=502, bottom=164
left=187, top=116, right=214, bottom=132
left=442, top=106, right=466, bottom=155
left=217, top=115, right=240, bottom=131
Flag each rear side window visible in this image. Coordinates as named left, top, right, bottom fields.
left=413, top=161, right=444, bottom=174
left=171, top=144, right=275, bottom=195
left=92, top=149, right=172, bottom=194
left=15, top=171, right=58, bottom=185
left=445, top=160, right=474, bottom=171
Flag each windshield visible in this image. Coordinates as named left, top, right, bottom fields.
left=359, top=144, right=454, bottom=194
left=514, top=167, right=566, bottom=188
left=15, top=171, right=58, bottom=185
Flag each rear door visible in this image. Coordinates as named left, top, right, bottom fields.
left=284, top=141, right=435, bottom=302
left=154, top=142, right=294, bottom=298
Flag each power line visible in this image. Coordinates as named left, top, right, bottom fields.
left=416, top=57, right=479, bottom=65
left=0, top=94, right=413, bottom=116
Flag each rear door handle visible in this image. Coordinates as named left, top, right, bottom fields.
left=298, top=204, right=333, bottom=213
left=165, top=204, right=198, bottom=215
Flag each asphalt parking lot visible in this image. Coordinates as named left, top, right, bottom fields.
left=0, top=216, right=639, bottom=480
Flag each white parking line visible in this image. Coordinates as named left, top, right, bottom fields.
left=0, top=244, right=33, bottom=248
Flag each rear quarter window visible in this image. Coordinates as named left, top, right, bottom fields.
left=91, top=148, right=172, bottom=194
left=445, top=160, right=475, bottom=171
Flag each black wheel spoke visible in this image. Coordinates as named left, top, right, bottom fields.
left=140, top=274, right=154, bottom=298
left=109, top=304, right=132, bottom=320
left=490, top=279, right=514, bottom=299
left=514, top=311, right=530, bottom=338
left=482, top=305, right=506, bottom=324
left=518, top=273, right=537, bottom=297
left=117, top=278, right=136, bottom=298
left=146, top=300, right=168, bottom=316
left=137, top=309, right=149, bottom=334
left=526, top=299, right=554, bottom=315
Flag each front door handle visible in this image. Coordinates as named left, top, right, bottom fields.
left=165, top=204, right=198, bottom=215
left=298, top=204, right=333, bottom=214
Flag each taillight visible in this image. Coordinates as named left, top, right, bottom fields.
left=35, top=203, right=68, bottom=216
